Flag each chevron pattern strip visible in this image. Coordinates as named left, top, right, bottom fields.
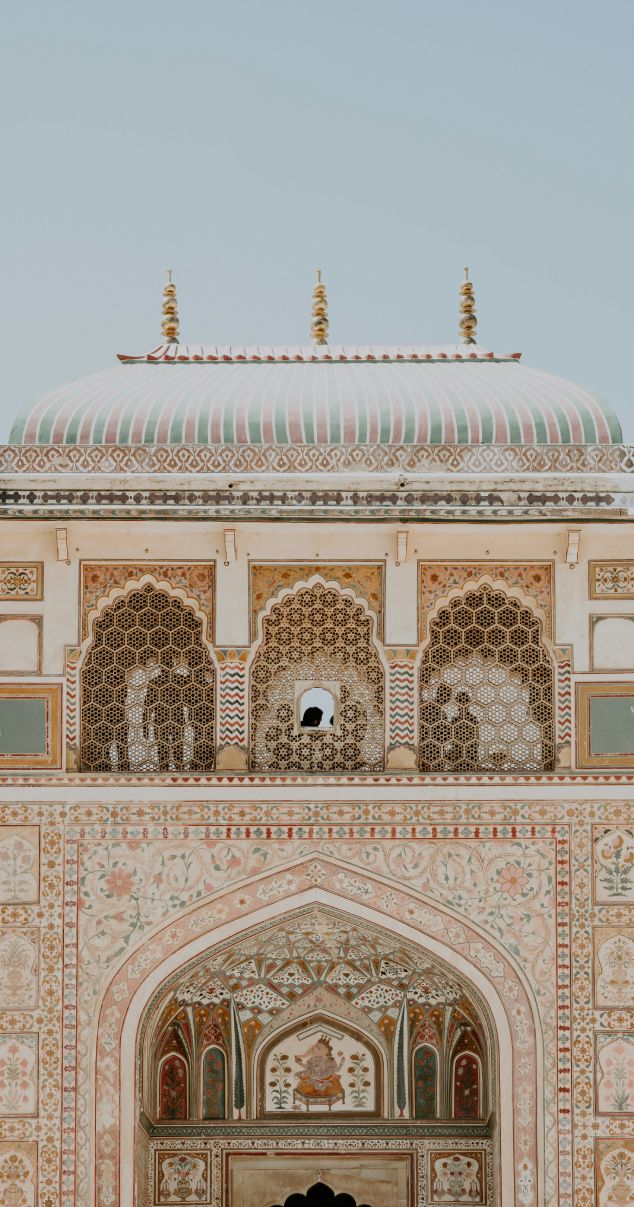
left=389, top=660, right=416, bottom=746
left=557, top=657, right=572, bottom=745
left=218, top=661, right=247, bottom=746
left=65, top=647, right=81, bottom=747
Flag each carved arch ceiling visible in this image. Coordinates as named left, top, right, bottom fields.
left=142, top=905, right=492, bottom=1120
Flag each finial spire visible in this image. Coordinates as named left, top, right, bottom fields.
left=161, top=269, right=179, bottom=344
left=459, top=266, right=477, bottom=344
left=311, top=269, right=329, bottom=345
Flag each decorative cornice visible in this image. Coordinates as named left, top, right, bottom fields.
left=2, top=442, right=633, bottom=476
left=0, top=483, right=624, bottom=519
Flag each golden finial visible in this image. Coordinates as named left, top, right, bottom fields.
left=311, top=269, right=329, bottom=345
left=161, top=269, right=179, bottom=344
left=459, top=266, right=477, bottom=344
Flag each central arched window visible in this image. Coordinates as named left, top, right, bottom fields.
left=80, top=583, right=215, bottom=772
left=419, top=584, right=555, bottom=772
left=250, top=583, right=384, bottom=772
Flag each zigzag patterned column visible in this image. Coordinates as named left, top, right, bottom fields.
left=555, top=646, right=573, bottom=769
left=216, top=650, right=249, bottom=770
left=386, top=649, right=418, bottom=769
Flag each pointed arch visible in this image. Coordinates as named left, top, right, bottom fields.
left=91, top=860, right=549, bottom=1207
left=417, top=577, right=556, bottom=772
left=412, top=1043, right=439, bottom=1119
left=79, top=575, right=217, bottom=771
left=248, top=577, right=386, bottom=771
left=157, top=1052, right=188, bottom=1120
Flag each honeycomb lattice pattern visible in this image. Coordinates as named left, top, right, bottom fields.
left=419, top=585, right=554, bottom=772
left=81, top=583, right=215, bottom=772
left=250, top=583, right=384, bottom=772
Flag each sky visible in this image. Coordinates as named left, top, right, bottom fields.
left=1, top=0, right=633, bottom=441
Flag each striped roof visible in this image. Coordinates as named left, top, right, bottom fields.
left=9, top=344, right=622, bottom=446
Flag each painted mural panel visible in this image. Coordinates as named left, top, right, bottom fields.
left=262, top=1022, right=378, bottom=1115
left=429, top=1151, right=485, bottom=1204
left=594, top=827, right=634, bottom=903
left=595, top=1139, right=634, bottom=1207
left=454, top=1054, right=481, bottom=1119
left=413, top=1045, right=438, bottom=1118
left=0, top=1141, right=37, bottom=1207
left=201, top=1047, right=225, bottom=1120
left=0, top=929, right=39, bottom=1010
left=595, top=1032, right=634, bottom=1116
left=0, top=1033, right=38, bottom=1115
left=594, top=927, right=634, bottom=1009
left=158, top=1055, right=188, bottom=1120
left=0, top=828, right=39, bottom=904
left=155, top=1151, right=210, bottom=1204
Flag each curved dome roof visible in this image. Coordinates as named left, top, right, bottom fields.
left=9, top=343, right=622, bottom=446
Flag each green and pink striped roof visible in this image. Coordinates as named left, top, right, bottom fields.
left=9, top=344, right=622, bottom=446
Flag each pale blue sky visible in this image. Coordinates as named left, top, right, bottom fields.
left=1, top=0, right=633, bottom=441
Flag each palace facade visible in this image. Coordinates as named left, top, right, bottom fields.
left=0, top=274, right=633, bottom=1207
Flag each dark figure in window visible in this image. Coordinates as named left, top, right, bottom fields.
left=143, top=665, right=185, bottom=772
left=420, top=682, right=453, bottom=771
left=449, top=689, right=480, bottom=772
left=301, top=705, right=323, bottom=728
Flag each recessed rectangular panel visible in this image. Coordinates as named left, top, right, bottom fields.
left=590, top=614, right=634, bottom=671
left=0, top=685, right=62, bottom=768
left=577, top=683, right=634, bottom=768
left=0, top=617, right=42, bottom=674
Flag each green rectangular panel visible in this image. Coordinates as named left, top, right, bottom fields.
left=590, top=695, right=634, bottom=755
left=0, top=697, right=48, bottom=755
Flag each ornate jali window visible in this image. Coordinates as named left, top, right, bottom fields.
left=80, top=583, right=215, bottom=773
left=249, top=583, right=384, bottom=772
left=419, top=584, right=555, bottom=773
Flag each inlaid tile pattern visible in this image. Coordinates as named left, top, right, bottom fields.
left=250, top=563, right=384, bottom=640
left=589, top=561, right=634, bottom=599
left=419, top=562, right=553, bottom=640
left=0, top=563, right=42, bottom=600
left=81, top=561, right=215, bottom=639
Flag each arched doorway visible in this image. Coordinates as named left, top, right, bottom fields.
left=269, top=1181, right=372, bottom=1207
left=135, top=903, right=499, bottom=1206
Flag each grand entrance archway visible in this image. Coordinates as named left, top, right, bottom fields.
left=131, top=899, right=504, bottom=1206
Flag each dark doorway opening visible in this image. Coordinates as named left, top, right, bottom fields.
left=270, top=1184, right=371, bottom=1207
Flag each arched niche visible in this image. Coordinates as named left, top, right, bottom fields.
left=200, top=1045, right=226, bottom=1120
left=412, top=1043, right=438, bottom=1119
left=138, top=903, right=494, bottom=1127
left=80, top=578, right=216, bottom=772
left=418, top=581, right=555, bottom=772
left=257, top=1013, right=383, bottom=1117
left=249, top=579, right=385, bottom=771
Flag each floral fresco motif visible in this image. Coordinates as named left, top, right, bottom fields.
left=596, top=1139, right=634, bottom=1207
left=250, top=563, right=384, bottom=640
left=590, top=562, right=634, bottom=599
left=594, top=827, right=634, bottom=903
left=0, top=564, right=42, bottom=600
left=0, top=1033, right=38, bottom=1115
left=595, top=1033, right=634, bottom=1115
left=594, top=928, right=634, bottom=1008
left=420, top=562, right=553, bottom=639
left=0, top=1142, right=37, bottom=1207
left=156, top=1151, right=210, bottom=1204
left=429, top=1151, right=485, bottom=1203
left=81, top=561, right=215, bottom=639
left=0, top=827, right=39, bottom=903
left=0, top=929, right=38, bottom=1009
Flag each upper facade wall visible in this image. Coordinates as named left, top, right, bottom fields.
left=1, top=518, right=633, bottom=775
